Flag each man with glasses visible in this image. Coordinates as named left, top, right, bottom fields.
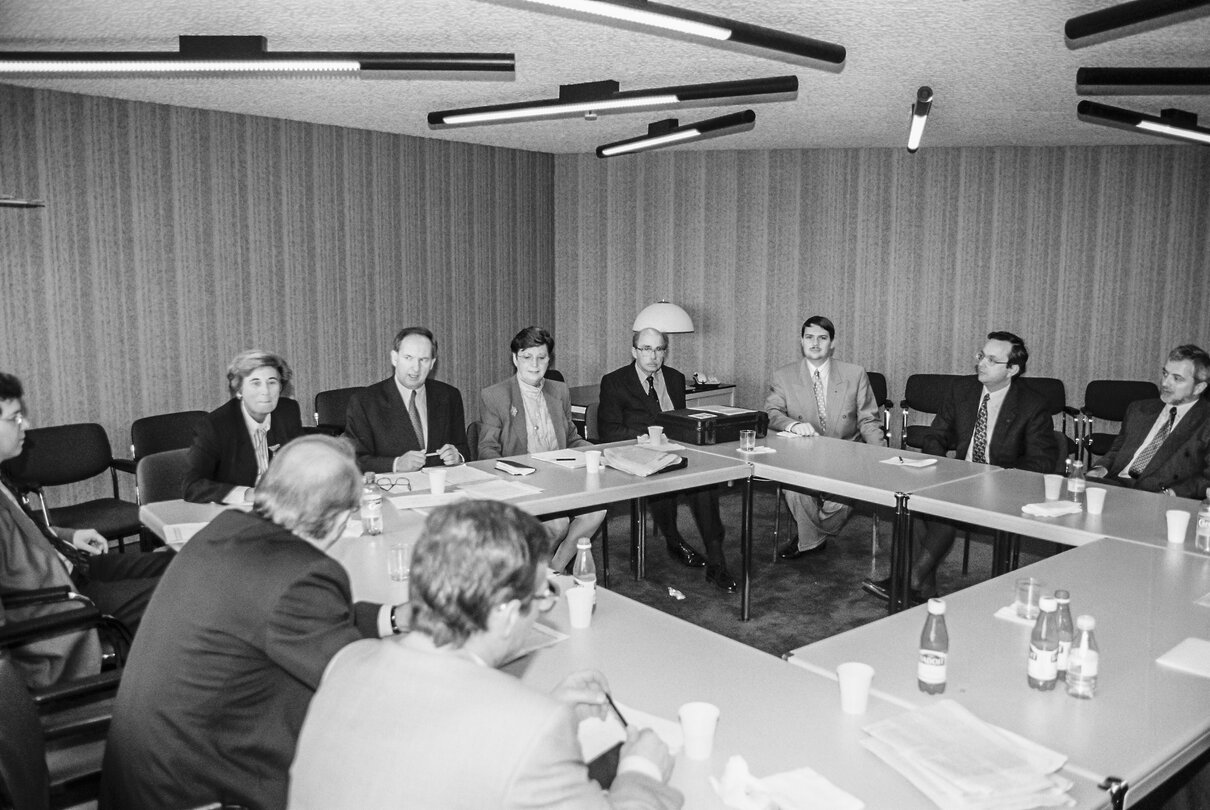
left=861, top=332, right=1056, bottom=602
left=597, top=327, right=736, bottom=593
left=288, top=500, right=682, bottom=810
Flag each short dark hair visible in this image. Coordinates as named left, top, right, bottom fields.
left=393, top=326, right=437, bottom=355
left=409, top=500, right=552, bottom=647
left=987, top=331, right=1029, bottom=375
left=801, top=316, right=835, bottom=340
left=510, top=326, right=553, bottom=355
left=0, top=373, right=22, bottom=402
left=1169, top=344, right=1210, bottom=385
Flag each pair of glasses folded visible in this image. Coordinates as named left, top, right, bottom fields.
left=372, top=475, right=412, bottom=493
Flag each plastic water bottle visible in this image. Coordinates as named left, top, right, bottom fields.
left=1067, top=459, right=1086, bottom=505
left=1027, top=596, right=1059, bottom=690
left=1055, top=590, right=1074, bottom=681
left=1066, top=615, right=1099, bottom=699
left=917, top=598, right=949, bottom=694
left=572, top=538, right=597, bottom=590
left=1195, top=489, right=1210, bottom=553
left=360, top=472, right=383, bottom=535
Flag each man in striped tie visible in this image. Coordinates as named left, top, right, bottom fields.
left=1087, top=344, right=1210, bottom=498
left=862, top=331, right=1055, bottom=603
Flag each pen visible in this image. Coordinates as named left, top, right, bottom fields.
left=553, top=456, right=576, bottom=462
left=425, top=451, right=440, bottom=457
left=605, top=692, right=629, bottom=728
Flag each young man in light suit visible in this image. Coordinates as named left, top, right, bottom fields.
left=765, top=316, right=886, bottom=559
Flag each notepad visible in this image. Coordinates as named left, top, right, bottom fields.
left=879, top=456, right=937, bottom=468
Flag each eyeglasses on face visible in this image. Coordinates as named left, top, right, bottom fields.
left=974, top=351, right=1010, bottom=366
left=0, top=412, right=27, bottom=427
left=531, top=576, right=560, bottom=613
left=635, top=346, right=667, bottom=356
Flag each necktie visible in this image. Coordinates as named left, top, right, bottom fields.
left=408, top=390, right=426, bottom=450
left=646, top=375, right=660, bottom=408
left=813, top=370, right=828, bottom=433
left=1129, top=406, right=1177, bottom=476
left=971, top=393, right=990, bottom=464
left=252, top=427, right=269, bottom=483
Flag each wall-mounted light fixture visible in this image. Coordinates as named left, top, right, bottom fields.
left=428, top=75, right=796, bottom=128
left=596, top=110, right=755, bottom=157
left=1078, top=100, right=1210, bottom=145
left=907, top=86, right=933, bottom=153
left=1076, top=66, right=1210, bottom=94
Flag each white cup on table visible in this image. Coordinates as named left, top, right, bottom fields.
left=584, top=449, right=602, bottom=474
left=1166, top=509, right=1191, bottom=544
left=1085, top=487, right=1107, bottom=515
left=647, top=426, right=665, bottom=445
left=836, top=662, right=874, bottom=715
left=1043, top=474, right=1063, bottom=500
left=429, top=467, right=447, bottom=495
left=566, top=586, right=594, bottom=629
left=678, top=701, right=720, bottom=760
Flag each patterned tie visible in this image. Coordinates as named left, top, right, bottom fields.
left=407, top=390, right=427, bottom=450
left=646, top=375, right=660, bottom=408
left=971, top=393, right=990, bottom=464
left=813, top=370, right=828, bottom=433
left=252, top=427, right=269, bottom=483
left=1129, top=406, right=1177, bottom=476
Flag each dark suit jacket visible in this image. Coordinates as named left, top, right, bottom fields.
left=598, top=363, right=688, bottom=443
left=344, top=377, right=470, bottom=473
left=99, top=510, right=381, bottom=810
left=920, top=377, right=1057, bottom=474
left=477, top=377, right=589, bottom=459
left=1097, top=398, right=1210, bottom=498
left=183, top=397, right=305, bottom=503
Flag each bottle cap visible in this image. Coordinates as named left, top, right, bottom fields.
left=576, top=537, right=591, bottom=548
left=1038, top=596, right=1057, bottom=612
left=1054, top=589, right=1070, bottom=602
left=927, top=597, right=945, bottom=615
left=1076, top=614, right=1096, bottom=630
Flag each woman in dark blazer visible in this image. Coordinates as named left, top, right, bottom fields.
left=183, top=349, right=304, bottom=503
left=478, top=327, right=605, bottom=570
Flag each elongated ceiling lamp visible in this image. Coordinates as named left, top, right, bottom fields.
left=1065, top=0, right=1210, bottom=43
left=0, top=36, right=515, bottom=77
left=0, top=194, right=45, bottom=208
left=597, top=109, right=755, bottom=157
left=1078, top=100, right=1210, bottom=145
left=428, top=75, right=796, bottom=128
left=907, top=86, right=933, bottom=153
left=1076, top=67, right=1210, bottom=94
left=487, top=0, right=845, bottom=65
left=633, top=300, right=694, bottom=333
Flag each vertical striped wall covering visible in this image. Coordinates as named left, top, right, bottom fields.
left=552, top=148, right=1210, bottom=440
left=0, top=85, right=554, bottom=502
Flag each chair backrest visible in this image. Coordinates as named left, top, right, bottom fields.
left=465, top=422, right=481, bottom=462
left=131, top=410, right=207, bottom=460
left=583, top=402, right=600, bottom=441
left=544, top=368, right=565, bottom=383
left=867, top=372, right=889, bottom=407
left=314, top=387, right=365, bottom=433
left=136, top=449, right=191, bottom=504
left=1082, top=380, right=1158, bottom=422
left=0, top=656, right=50, bottom=810
left=2, top=423, right=113, bottom=490
left=902, top=374, right=964, bottom=415
left=1019, top=377, right=1067, bottom=417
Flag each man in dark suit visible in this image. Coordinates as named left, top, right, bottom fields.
left=862, top=331, right=1057, bottom=601
left=1088, top=344, right=1210, bottom=499
left=100, top=436, right=406, bottom=810
left=345, top=326, right=470, bottom=473
left=598, top=327, right=736, bottom=592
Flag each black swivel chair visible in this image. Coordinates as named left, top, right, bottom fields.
left=1079, top=380, right=1159, bottom=465
left=900, top=374, right=966, bottom=450
left=313, top=387, right=366, bottom=437
left=464, top=422, right=481, bottom=462
left=866, top=372, right=894, bottom=445
left=1018, top=378, right=1079, bottom=461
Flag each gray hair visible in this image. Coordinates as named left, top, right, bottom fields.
left=227, top=349, right=293, bottom=396
left=253, top=435, right=360, bottom=541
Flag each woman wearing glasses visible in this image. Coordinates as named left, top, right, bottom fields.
left=478, top=326, right=606, bottom=571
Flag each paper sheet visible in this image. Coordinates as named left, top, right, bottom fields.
left=457, top=479, right=544, bottom=500
left=993, top=605, right=1037, bottom=628
left=579, top=703, right=684, bottom=762
left=713, top=755, right=865, bottom=810
left=164, top=522, right=209, bottom=550
left=880, top=456, right=938, bottom=468
left=500, top=621, right=567, bottom=665
left=1157, top=638, right=1210, bottom=678
left=692, top=405, right=756, bottom=416
left=531, top=449, right=587, bottom=469
left=389, top=491, right=470, bottom=511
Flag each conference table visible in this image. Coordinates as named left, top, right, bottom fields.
left=787, top=538, right=1210, bottom=809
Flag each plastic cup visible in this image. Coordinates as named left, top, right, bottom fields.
left=738, top=429, right=757, bottom=452
left=1043, top=474, right=1063, bottom=500
left=647, top=426, right=665, bottom=445
left=1015, top=577, right=1045, bottom=619
left=566, top=586, right=594, bottom=629
left=1167, top=509, right=1191, bottom=544
left=388, top=543, right=411, bottom=583
left=836, top=662, right=874, bottom=715
left=678, top=702, right=720, bottom=760
left=429, top=467, right=447, bottom=495
left=584, top=449, right=602, bottom=474
left=1085, top=487, right=1106, bottom=515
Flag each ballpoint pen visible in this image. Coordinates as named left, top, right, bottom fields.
left=605, top=692, right=628, bottom=728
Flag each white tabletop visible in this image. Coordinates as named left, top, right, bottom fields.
left=788, top=539, right=1210, bottom=805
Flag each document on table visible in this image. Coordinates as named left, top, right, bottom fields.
left=378, top=465, right=497, bottom=492
left=879, top=456, right=938, bottom=468
left=579, top=702, right=684, bottom=761
left=164, top=522, right=209, bottom=550
left=531, top=449, right=587, bottom=469
left=1157, top=638, right=1210, bottom=678
left=501, top=621, right=566, bottom=665
left=713, top=755, right=864, bottom=810
left=691, top=405, right=756, bottom=416
left=389, top=492, right=470, bottom=511
left=458, top=479, right=544, bottom=501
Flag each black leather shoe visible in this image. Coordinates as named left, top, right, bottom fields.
left=665, top=539, right=706, bottom=568
left=861, top=577, right=927, bottom=605
left=778, top=539, right=827, bottom=560
left=705, top=565, right=737, bottom=593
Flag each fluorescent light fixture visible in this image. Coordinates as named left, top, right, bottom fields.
left=632, top=300, right=694, bottom=333
left=597, top=110, right=756, bottom=157
left=0, top=36, right=515, bottom=77
left=1077, top=100, right=1210, bottom=145
left=1065, top=0, right=1210, bottom=43
left=429, top=75, right=795, bottom=128
left=0, top=195, right=45, bottom=209
left=490, top=0, right=845, bottom=64
left=1076, top=67, right=1210, bottom=95
left=907, top=86, right=933, bottom=153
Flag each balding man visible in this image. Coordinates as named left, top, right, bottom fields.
left=100, top=436, right=405, bottom=810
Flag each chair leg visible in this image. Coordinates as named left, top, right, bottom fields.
left=772, top=484, right=783, bottom=562
left=961, top=532, right=970, bottom=576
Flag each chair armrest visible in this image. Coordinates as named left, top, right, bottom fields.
left=0, top=604, right=102, bottom=648
left=1062, top=406, right=1080, bottom=418
left=33, top=669, right=120, bottom=708
left=112, top=458, right=137, bottom=475
left=0, top=585, right=73, bottom=607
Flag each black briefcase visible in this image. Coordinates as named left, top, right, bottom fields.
left=654, top=408, right=769, bottom=446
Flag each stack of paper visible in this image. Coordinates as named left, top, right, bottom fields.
left=1021, top=501, right=1083, bottom=518
left=603, top=446, right=680, bottom=477
left=861, top=701, right=1074, bottom=809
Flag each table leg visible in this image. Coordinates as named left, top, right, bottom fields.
left=629, top=499, right=640, bottom=580
left=636, top=497, right=647, bottom=580
left=992, top=530, right=1018, bottom=576
left=889, top=492, right=913, bottom=614
left=741, top=475, right=753, bottom=622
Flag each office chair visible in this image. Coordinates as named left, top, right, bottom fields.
left=900, top=374, right=966, bottom=450
left=120, top=411, right=206, bottom=495
left=1018, top=377, right=1079, bottom=459
left=135, top=449, right=192, bottom=549
left=313, top=387, right=365, bottom=437
left=1079, top=380, right=1159, bottom=465
left=866, top=372, right=894, bottom=445
left=464, top=422, right=482, bottom=462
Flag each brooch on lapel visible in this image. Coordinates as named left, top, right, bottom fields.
left=510, top=406, right=518, bottom=417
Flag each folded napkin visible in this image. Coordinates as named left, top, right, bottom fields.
left=993, top=605, right=1037, bottom=628
left=1021, top=501, right=1083, bottom=517
left=776, top=430, right=802, bottom=438
left=738, top=446, right=776, bottom=455
left=712, top=755, right=864, bottom=810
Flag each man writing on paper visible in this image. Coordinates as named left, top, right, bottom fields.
left=288, top=499, right=682, bottom=810
left=345, top=326, right=470, bottom=473
left=765, top=316, right=886, bottom=560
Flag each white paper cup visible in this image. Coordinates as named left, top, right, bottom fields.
left=566, top=586, right=594, bottom=629
left=1167, top=509, right=1191, bottom=544
left=584, top=449, right=602, bottom=473
left=648, top=426, right=665, bottom=445
left=678, top=701, right=720, bottom=760
left=1043, top=474, right=1063, bottom=500
left=1085, top=487, right=1106, bottom=515
left=429, top=467, right=447, bottom=495
left=836, top=662, right=874, bottom=715
left=1014, top=577, right=1045, bottom=619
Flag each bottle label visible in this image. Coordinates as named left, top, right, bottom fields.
left=1069, top=649, right=1099, bottom=678
left=1068, top=478, right=1086, bottom=494
left=917, top=650, right=947, bottom=684
left=1028, top=644, right=1058, bottom=680
left=1057, top=639, right=1072, bottom=671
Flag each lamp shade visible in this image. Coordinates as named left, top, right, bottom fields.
left=632, top=300, right=695, bottom=333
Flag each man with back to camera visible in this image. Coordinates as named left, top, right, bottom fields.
left=765, top=315, right=886, bottom=560
left=1086, top=344, right=1210, bottom=498
left=100, top=435, right=407, bottom=810
left=597, top=327, right=736, bottom=593
left=287, top=499, right=682, bottom=810
left=344, top=325, right=471, bottom=473
left=861, top=331, right=1056, bottom=602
